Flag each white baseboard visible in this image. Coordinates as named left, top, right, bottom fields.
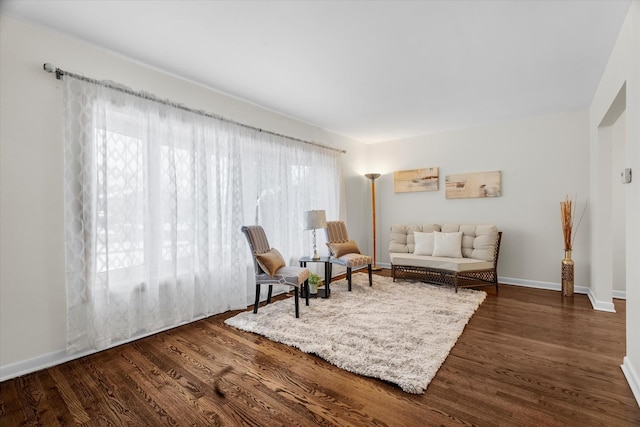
left=586, top=288, right=617, bottom=312
left=498, top=276, right=590, bottom=296
left=622, top=357, right=640, bottom=408
left=613, top=289, right=627, bottom=300
left=498, top=276, right=567, bottom=292
left=1, top=348, right=90, bottom=382
left=0, top=313, right=215, bottom=382
left=388, top=271, right=619, bottom=311
left=498, top=276, right=616, bottom=313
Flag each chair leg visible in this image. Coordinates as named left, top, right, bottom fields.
left=304, top=282, right=309, bottom=306
left=347, top=267, right=352, bottom=291
left=253, top=284, right=261, bottom=314
left=294, top=287, right=300, bottom=318
left=368, top=264, right=373, bottom=286
left=267, top=285, right=273, bottom=304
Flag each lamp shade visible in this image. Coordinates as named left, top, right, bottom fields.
left=304, top=210, right=327, bottom=230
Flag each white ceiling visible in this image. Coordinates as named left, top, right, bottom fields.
left=1, top=0, right=632, bottom=143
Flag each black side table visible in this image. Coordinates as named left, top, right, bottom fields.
left=299, top=256, right=332, bottom=298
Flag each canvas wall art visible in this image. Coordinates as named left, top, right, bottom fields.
left=394, top=168, right=439, bottom=193
left=445, top=171, right=501, bottom=199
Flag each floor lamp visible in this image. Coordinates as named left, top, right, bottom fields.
left=365, top=173, right=383, bottom=271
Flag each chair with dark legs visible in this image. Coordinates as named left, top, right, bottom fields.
left=241, top=225, right=310, bottom=318
left=325, top=221, right=373, bottom=291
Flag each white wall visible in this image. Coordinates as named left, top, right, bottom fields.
left=589, top=0, right=640, bottom=406
left=0, top=15, right=367, bottom=378
left=367, top=110, right=590, bottom=288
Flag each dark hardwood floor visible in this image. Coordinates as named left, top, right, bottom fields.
left=2, top=270, right=639, bottom=426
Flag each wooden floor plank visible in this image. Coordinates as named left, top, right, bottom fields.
left=36, top=369, right=81, bottom=426
left=1, top=270, right=639, bottom=426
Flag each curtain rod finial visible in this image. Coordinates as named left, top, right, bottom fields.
left=43, top=63, right=63, bottom=80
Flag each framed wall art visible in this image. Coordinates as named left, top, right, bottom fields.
left=394, top=167, right=439, bottom=193
left=445, top=170, right=501, bottom=199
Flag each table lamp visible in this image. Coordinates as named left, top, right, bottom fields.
left=304, top=210, right=327, bottom=260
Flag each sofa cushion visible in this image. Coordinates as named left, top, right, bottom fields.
left=390, top=224, right=498, bottom=262
left=390, top=253, right=494, bottom=272
left=389, top=224, right=441, bottom=253
left=440, top=224, right=498, bottom=261
left=413, top=231, right=434, bottom=255
left=432, top=231, right=463, bottom=258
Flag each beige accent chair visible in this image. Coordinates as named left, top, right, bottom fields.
left=241, top=225, right=310, bottom=318
left=325, top=221, right=373, bottom=291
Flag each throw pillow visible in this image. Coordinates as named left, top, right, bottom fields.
left=413, top=231, right=434, bottom=255
left=432, top=231, right=463, bottom=258
left=255, top=248, right=286, bottom=276
left=327, top=240, right=361, bottom=258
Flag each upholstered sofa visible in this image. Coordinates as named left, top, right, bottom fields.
left=389, top=224, right=502, bottom=292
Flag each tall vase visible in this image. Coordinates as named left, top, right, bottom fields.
left=562, top=250, right=574, bottom=296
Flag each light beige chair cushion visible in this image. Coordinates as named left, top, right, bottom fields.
left=257, top=266, right=310, bottom=286
left=335, top=253, right=373, bottom=268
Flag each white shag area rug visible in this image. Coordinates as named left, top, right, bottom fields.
left=224, top=274, right=486, bottom=394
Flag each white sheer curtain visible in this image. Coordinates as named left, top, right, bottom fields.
left=63, top=76, right=342, bottom=353
left=241, top=133, right=343, bottom=298
left=243, top=134, right=342, bottom=257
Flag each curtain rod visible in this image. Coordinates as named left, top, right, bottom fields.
left=42, top=63, right=346, bottom=154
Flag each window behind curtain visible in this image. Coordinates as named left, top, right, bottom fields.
left=63, top=76, right=343, bottom=353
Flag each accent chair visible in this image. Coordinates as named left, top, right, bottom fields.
left=241, top=225, right=310, bottom=318
left=325, top=221, right=373, bottom=291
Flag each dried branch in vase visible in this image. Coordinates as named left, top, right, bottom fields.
left=561, top=196, right=573, bottom=250
left=560, top=194, right=586, bottom=251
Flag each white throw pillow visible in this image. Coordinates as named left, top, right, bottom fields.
left=432, top=231, right=463, bottom=258
left=413, top=231, right=434, bottom=255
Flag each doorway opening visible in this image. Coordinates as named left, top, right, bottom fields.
left=595, top=82, right=627, bottom=308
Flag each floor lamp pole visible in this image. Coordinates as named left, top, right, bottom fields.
left=365, top=173, right=382, bottom=271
